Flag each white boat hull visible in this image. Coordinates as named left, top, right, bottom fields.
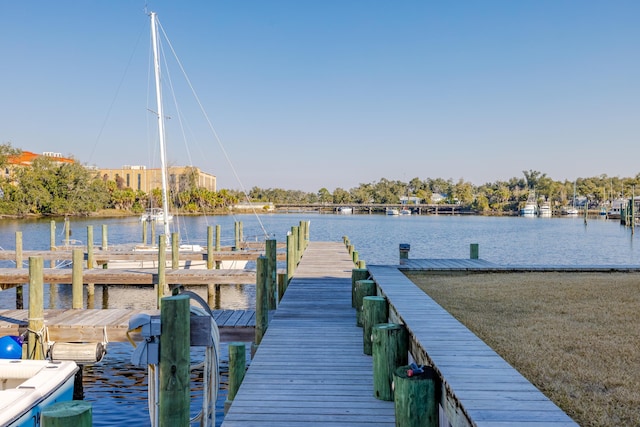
left=0, top=359, right=78, bottom=427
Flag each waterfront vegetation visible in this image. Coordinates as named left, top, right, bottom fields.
left=2, top=143, right=640, bottom=217
left=406, top=271, right=640, bottom=427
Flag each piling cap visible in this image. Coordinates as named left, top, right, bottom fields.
left=399, top=243, right=410, bottom=251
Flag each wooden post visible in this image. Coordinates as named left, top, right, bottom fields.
left=296, top=225, right=304, bottom=259
left=357, top=259, right=366, bottom=269
left=102, top=224, right=108, bottom=250
left=355, top=280, right=376, bottom=327
left=277, top=272, right=287, bottom=302
left=64, top=217, right=70, bottom=247
left=28, top=256, right=44, bottom=360
left=171, top=232, right=179, bottom=269
left=393, top=365, right=438, bottom=427
left=470, top=243, right=479, bottom=259
left=86, top=226, right=94, bottom=268
left=265, top=239, right=277, bottom=310
left=142, top=220, right=148, bottom=245
left=151, top=221, right=156, bottom=245
left=255, top=256, right=268, bottom=345
left=291, top=226, right=299, bottom=263
left=207, top=226, right=214, bottom=270
left=159, top=294, right=190, bottom=426
left=157, top=234, right=167, bottom=308
left=49, top=220, right=56, bottom=250
left=363, top=296, right=388, bottom=355
left=239, top=221, right=244, bottom=247
left=351, top=268, right=369, bottom=308
left=352, top=250, right=359, bottom=265
left=286, top=234, right=295, bottom=282
left=372, top=323, right=408, bottom=401
left=41, top=400, right=92, bottom=427
left=215, top=225, right=222, bottom=269
left=224, top=342, right=246, bottom=414
left=15, top=232, right=23, bottom=310
left=72, top=249, right=84, bottom=309
left=399, top=243, right=410, bottom=264
left=234, top=221, right=240, bottom=250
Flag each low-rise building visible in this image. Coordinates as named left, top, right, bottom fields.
left=96, top=165, right=216, bottom=193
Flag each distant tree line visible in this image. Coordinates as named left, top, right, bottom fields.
left=241, top=169, right=640, bottom=214
left=0, top=143, right=239, bottom=216
left=2, top=143, right=639, bottom=217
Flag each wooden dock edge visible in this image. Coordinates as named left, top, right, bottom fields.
left=368, top=265, right=579, bottom=427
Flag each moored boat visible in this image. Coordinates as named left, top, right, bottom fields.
left=0, top=359, right=78, bottom=427
left=538, top=201, right=552, bottom=217
left=386, top=207, right=399, bottom=216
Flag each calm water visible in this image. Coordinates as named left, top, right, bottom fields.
left=1, top=213, right=639, bottom=426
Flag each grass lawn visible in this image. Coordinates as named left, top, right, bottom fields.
left=404, top=271, right=640, bottom=427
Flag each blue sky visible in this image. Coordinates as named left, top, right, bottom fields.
left=1, top=1, right=638, bottom=192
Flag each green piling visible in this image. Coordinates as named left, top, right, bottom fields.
left=363, top=296, right=388, bottom=355
left=159, top=294, right=190, bottom=426
left=372, top=323, right=408, bottom=401
left=393, top=365, right=438, bottom=427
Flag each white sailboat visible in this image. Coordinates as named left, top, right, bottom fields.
left=108, top=12, right=247, bottom=270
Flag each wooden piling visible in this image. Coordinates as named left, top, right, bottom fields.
left=28, top=256, right=44, bottom=360
left=357, top=259, right=366, bottom=269
left=297, top=222, right=304, bottom=254
left=399, top=243, right=410, bottom=264
left=255, top=256, right=268, bottom=346
left=355, top=280, right=376, bottom=327
left=351, top=268, right=369, bottom=308
left=171, top=232, right=179, bottom=269
left=470, top=243, right=479, bottom=259
left=15, top=232, right=23, bottom=310
left=265, top=239, right=277, bottom=310
left=277, top=272, right=287, bottom=302
left=363, top=296, right=388, bottom=355
left=352, top=250, right=359, bottom=264
left=50, top=220, right=56, bottom=251
left=372, top=323, right=408, bottom=401
left=215, top=225, right=222, bottom=269
left=286, top=234, right=295, bottom=282
left=142, top=220, right=148, bottom=245
left=72, top=249, right=83, bottom=309
left=64, top=217, right=70, bottom=247
left=224, top=342, right=246, bottom=414
left=393, top=365, right=438, bottom=427
left=102, top=224, right=108, bottom=250
left=86, top=226, right=94, bottom=268
left=207, top=226, right=214, bottom=270
left=159, top=294, right=190, bottom=426
left=41, top=400, right=92, bottom=427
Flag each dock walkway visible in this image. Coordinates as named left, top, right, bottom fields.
left=222, top=242, right=395, bottom=426
left=0, top=309, right=256, bottom=342
left=368, top=263, right=578, bottom=426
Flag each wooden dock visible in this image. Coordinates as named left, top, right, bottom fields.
left=0, top=267, right=256, bottom=286
left=400, top=258, right=640, bottom=272
left=222, top=242, right=395, bottom=426
left=368, top=263, right=579, bottom=426
left=0, top=308, right=256, bottom=342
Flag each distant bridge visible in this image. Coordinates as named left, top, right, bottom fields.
left=273, top=203, right=469, bottom=215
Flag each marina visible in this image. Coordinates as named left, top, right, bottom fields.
left=0, top=214, right=639, bottom=425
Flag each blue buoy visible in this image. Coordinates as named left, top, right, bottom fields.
left=0, top=336, right=23, bottom=359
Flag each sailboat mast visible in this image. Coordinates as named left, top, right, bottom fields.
left=150, top=12, right=171, bottom=240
